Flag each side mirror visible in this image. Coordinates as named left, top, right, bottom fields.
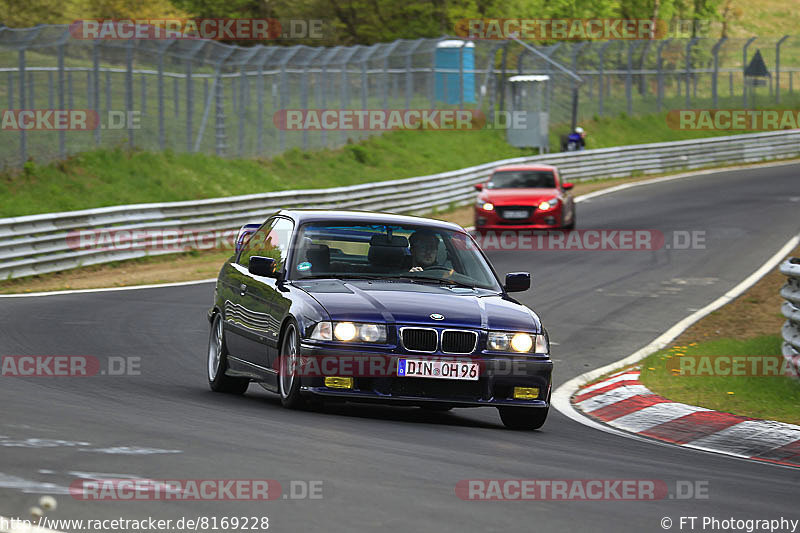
left=505, top=272, right=531, bottom=293
left=474, top=183, right=484, bottom=191
left=235, top=223, right=261, bottom=254
left=562, top=182, right=574, bottom=190
left=249, top=256, right=278, bottom=278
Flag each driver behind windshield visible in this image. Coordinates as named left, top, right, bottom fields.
left=408, top=231, right=439, bottom=272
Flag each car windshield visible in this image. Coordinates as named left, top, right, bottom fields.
left=290, top=222, right=502, bottom=291
left=487, top=170, right=555, bottom=189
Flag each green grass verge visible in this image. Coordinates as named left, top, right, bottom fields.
left=638, top=335, right=800, bottom=425
left=3, top=102, right=798, bottom=218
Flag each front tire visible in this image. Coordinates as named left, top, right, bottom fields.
left=208, top=313, right=249, bottom=394
left=278, top=322, right=307, bottom=409
left=498, top=407, right=548, bottom=430
left=562, top=209, right=576, bottom=230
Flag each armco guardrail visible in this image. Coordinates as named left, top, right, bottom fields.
left=780, top=257, right=800, bottom=376
left=1, top=129, right=800, bottom=280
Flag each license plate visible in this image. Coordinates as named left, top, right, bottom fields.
left=503, top=209, right=529, bottom=219
left=397, top=359, right=479, bottom=381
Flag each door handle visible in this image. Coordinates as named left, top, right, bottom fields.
left=240, top=283, right=247, bottom=295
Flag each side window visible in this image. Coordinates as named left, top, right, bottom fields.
left=237, top=217, right=294, bottom=271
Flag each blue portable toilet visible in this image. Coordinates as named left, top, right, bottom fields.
left=435, top=40, right=475, bottom=105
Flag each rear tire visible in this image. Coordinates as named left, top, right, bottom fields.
left=498, top=407, right=548, bottom=430
left=207, top=313, right=249, bottom=395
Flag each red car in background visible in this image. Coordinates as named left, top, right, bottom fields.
left=474, top=164, right=576, bottom=231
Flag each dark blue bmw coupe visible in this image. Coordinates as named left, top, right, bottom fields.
left=207, top=210, right=553, bottom=429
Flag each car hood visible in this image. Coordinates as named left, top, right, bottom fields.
left=480, top=188, right=559, bottom=206
left=295, top=279, right=541, bottom=332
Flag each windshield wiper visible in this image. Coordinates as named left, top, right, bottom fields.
left=298, top=274, right=383, bottom=280
left=389, top=275, right=478, bottom=290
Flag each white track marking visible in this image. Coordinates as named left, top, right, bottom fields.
left=608, top=403, right=710, bottom=433
left=684, top=420, right=800, bottom=458
left=0, top=278, right=216, bottom=298
left=574, top=385, right=651, bottom=413
left=577, top=372, right=641, bottom=395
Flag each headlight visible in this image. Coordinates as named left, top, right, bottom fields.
left=477, top=201, right=494, bottom=211
left=310, top=321, right=386, bottom=343
left=510, top=333, right=533, bottom=352
left=537, top=198, right=559, bottom=211
left=487, top=331, right=548, bottom=354
left=334, top=322, right=357, bottom=341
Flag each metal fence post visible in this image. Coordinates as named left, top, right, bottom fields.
left=711, top=37, right=726, bottom=108
left=685, top=37, right=698, bottom=108
left=459, top=41, right=465, bottom=109
left=301, top=48, right=324, bottom=151
left=743, top=37, right=757, bottom=107
left=215, top=73, right=226, bottom=156
left=277, top=47, right=300, bottom=153
left=140, top=76, right=146, bottom=115
left=498, top=41, right=508, bottom=115
left=67, top=70, right=73, bottom=109
left=257, top=62, right=264, bottom=154
left=174, top=76, right=180, bottom=117
left=105, top=70, right=111, bottom=114
left=626, top=41, right=635, bottom=115
left=238, top=67, right=246, bottom=157
left=125, top=40, right=134, bottom=149
left=656, top=39, right=671, bottom=112
left=776, top=35, right=790, bottom=104
left=47, top=71, right=53, bottom=108
left=18, top=48, right=26, bottom=164
left=57, top=38, right=66, bottom=158
left=28, top=72, right=34, bottom=109
left=405, top=40, right=423, bottom=110
left=598, top=41, right=612, bottom=116
left=184, top=41, right=207, bottom=152
left=92, top=41, right=100, bottom=146
left=382, top=41, right=400, bottom=110
left=156, top=42, right=169, bottom=150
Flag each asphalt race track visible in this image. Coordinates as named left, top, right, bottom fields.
left=1, top=163, right=799, bottom=532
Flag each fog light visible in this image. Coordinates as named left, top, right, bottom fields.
left=513, top=387, right=539, bottom=400
left=325, top=377, right=354, bottom=389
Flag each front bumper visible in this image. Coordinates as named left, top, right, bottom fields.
left=296, top=342, right=553, bottom=408
left=475, top=206, right=563, bottom=230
